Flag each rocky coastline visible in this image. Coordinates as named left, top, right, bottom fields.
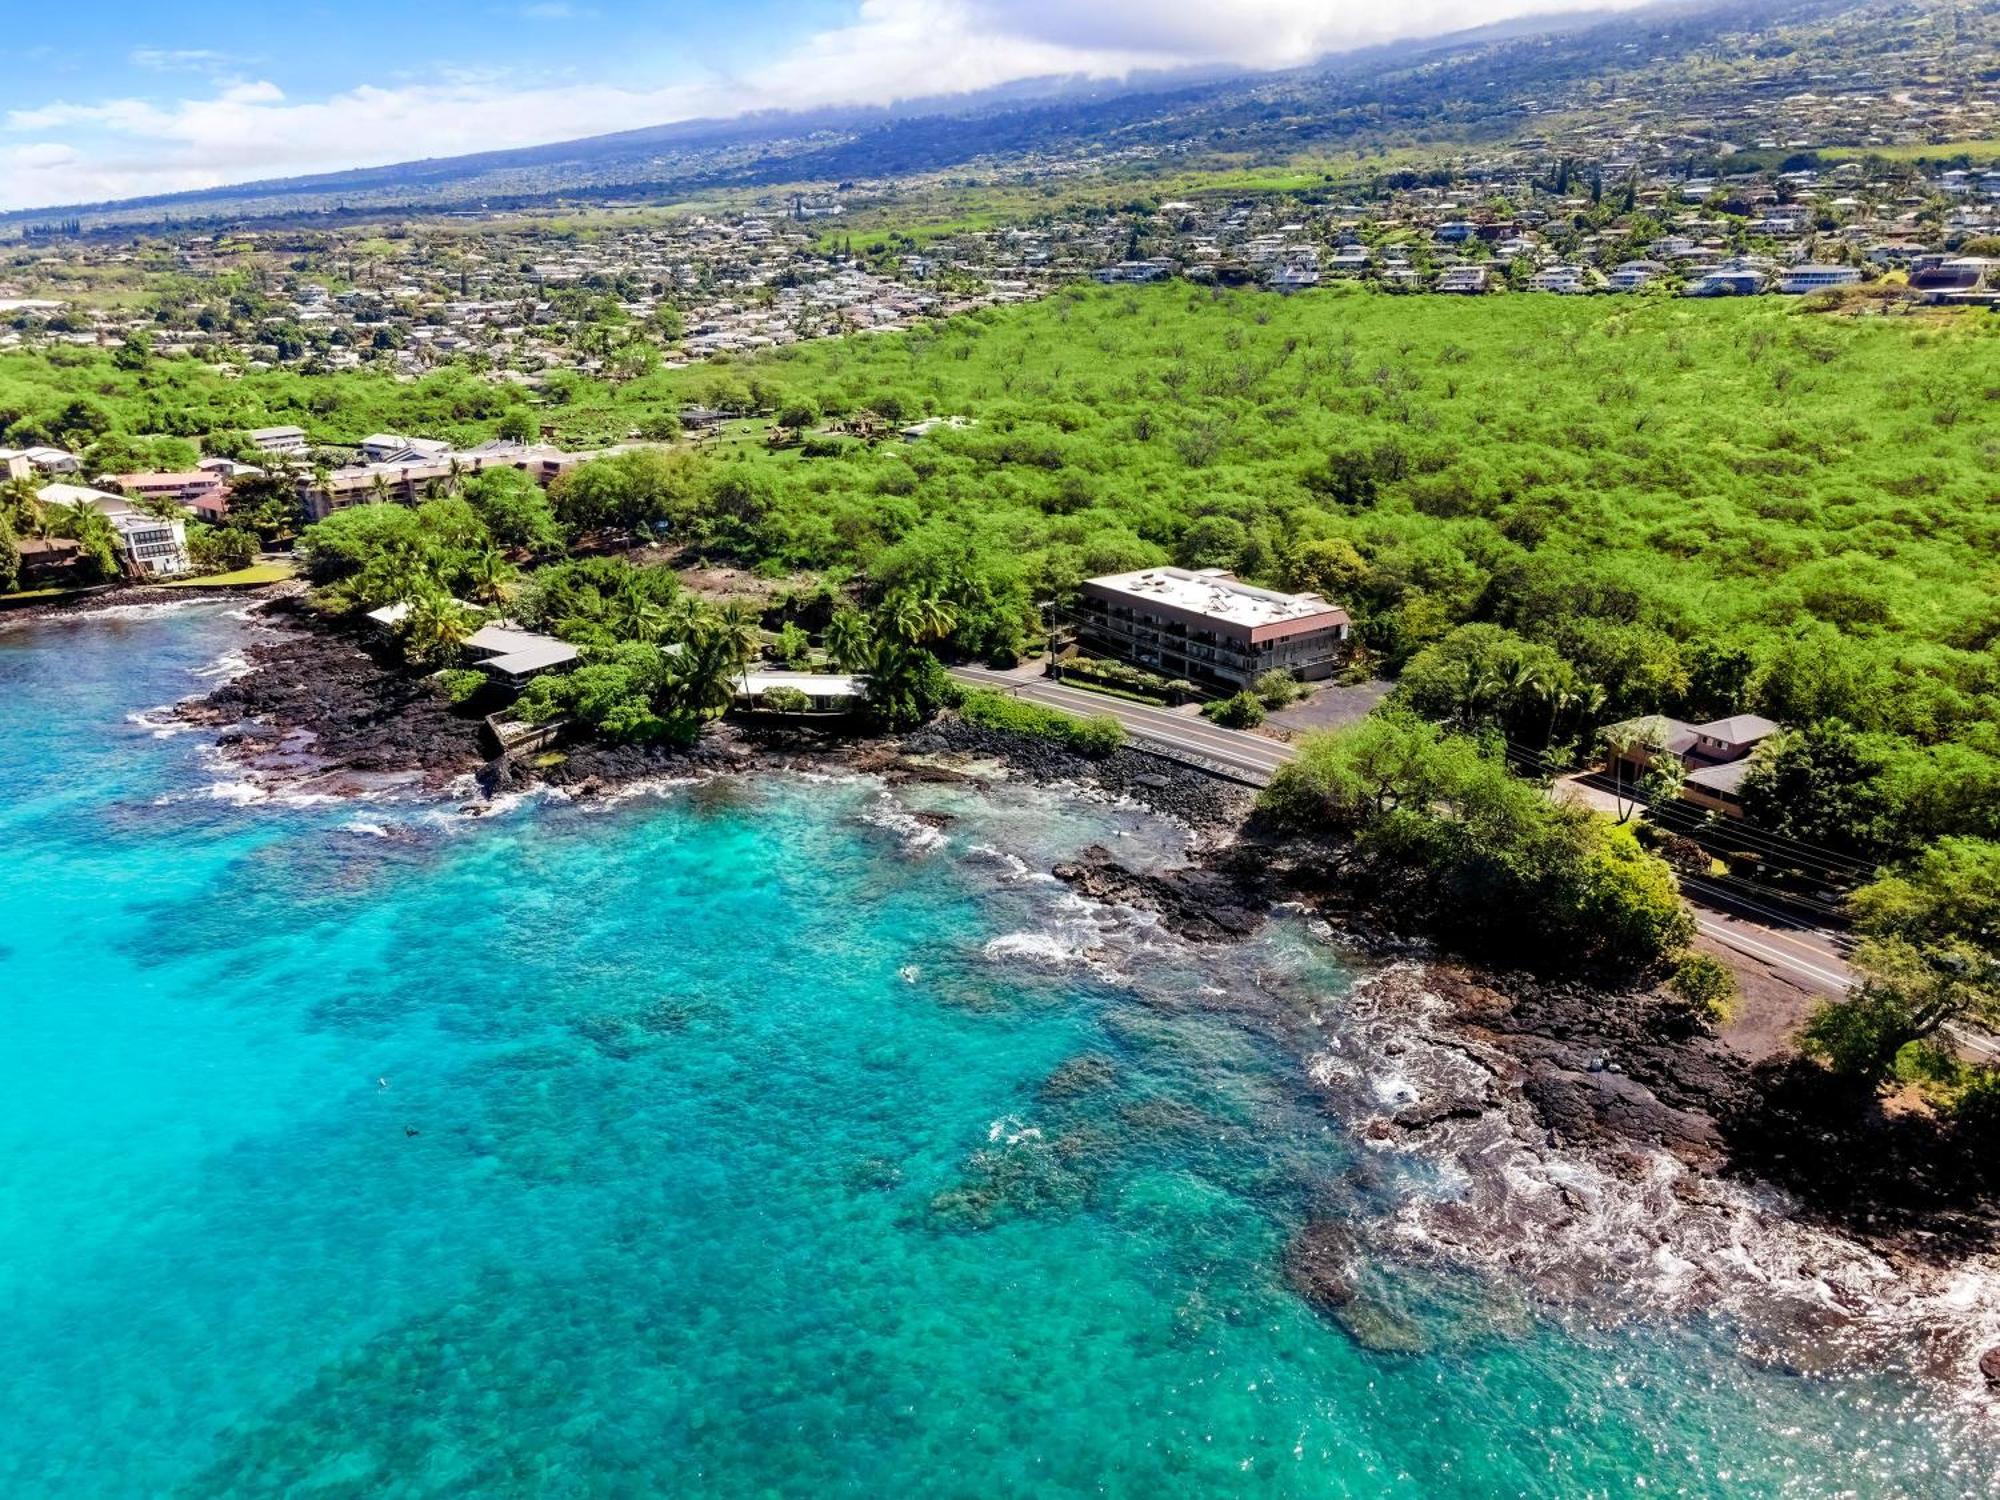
left=181, top=596, right=2000, bottom=1396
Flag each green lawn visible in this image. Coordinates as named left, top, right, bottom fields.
left=1827, top=137, right=2000, bottom=165
left=161, top=561, right=297, bottom=588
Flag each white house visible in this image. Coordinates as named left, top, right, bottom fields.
left=1778, top=265, right=1861, bottom=294
left=36, top=481, right=191, bottom=578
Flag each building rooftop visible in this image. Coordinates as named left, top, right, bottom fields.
left=737, top=671, right=864, bottom=699
left=1694, top=713, right=1780, bottom=746
left=1084, top=568, right=1346, bottom=631
left=467, top=625, right=581, bottom=679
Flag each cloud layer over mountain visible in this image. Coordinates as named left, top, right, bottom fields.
left=1, top=0, right=1645, bottom=210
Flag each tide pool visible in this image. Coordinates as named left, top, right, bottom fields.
left=1, top=604, right=1993, bottom=1498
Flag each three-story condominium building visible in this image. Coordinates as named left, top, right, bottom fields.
left=1074, top=568, right=1351, bottom=691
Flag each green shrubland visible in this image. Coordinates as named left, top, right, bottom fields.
left=959, top=689, right=1127, bottom=756
left=1261, top=711, right=1696, bottom=976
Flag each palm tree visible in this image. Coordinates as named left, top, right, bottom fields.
left=400, top=590, right=476, bottom=667
left=1498, top=658, right=1544, bottom=735
left=47, top=502, right=122, bottom=581
left=661, top=592, right=705, bottom=645
left=708, top=601, right=760, bottom=671
left=466, top=548, right=515, bottom=608
left=1570, top=682, right=1608, bottom=743
left=824, top=609, right=874, bottom=673
left=610, top=581, right=669, bottom=644
left=667, top=625, right=747, bottom=720
left=881, top=589, right=956, bottom=647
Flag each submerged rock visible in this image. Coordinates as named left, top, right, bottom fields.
left=1332, top=1295, right=1431, bottom=1357
left=1284, top=1221, right=1362, bottom=1311
left=1051, top=845, right=1265, bottom=944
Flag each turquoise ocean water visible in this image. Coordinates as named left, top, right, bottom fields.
left=1, top=603, right=1994, bottom=1498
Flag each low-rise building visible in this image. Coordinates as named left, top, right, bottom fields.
left=37, top=481, right=193, bottom=578
left=1529, top=266, right=1590, bottom=294
left=1435, top=265, right=1490, bottom=295
left=248, top=425, right=308, bottom=456
left=1687, top=268, right=1767, bottom=297
left=103, top=470, right=229, bottom=521
left=1074, top=567, right=1351, bottom=691
left=1778, top=264, right=1861, bottom=294
left=298, top=442, right=585, bottom=520
left=1601, top=712, right=1781, bottom=819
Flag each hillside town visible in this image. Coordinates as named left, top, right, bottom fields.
left=5, top=147, right=1998, bottom=380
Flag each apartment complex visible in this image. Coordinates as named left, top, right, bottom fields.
left=1074, top=568, right=1351, bottom=691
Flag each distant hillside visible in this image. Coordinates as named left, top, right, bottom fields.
left=0, top=0, right=1871, bottom=233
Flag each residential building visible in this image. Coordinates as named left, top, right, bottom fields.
left=1601, top=712, right=1781, bottom=819
left=359, top=433, right=453, bottom=464
left=1435, top=265, right=1490, bottom=294
left=1073, top=567, right=1351, bottom=691
left=248, top=425, right=308, bottom=456
left=36, top=481, right=192, bottom=577
left=1529, top=266, right=1591, bottom=294
left=103, top=470, right=229, bottom=521
left=1778, top=264, right=1861, bottom=294
left=297, top=442, right=587, bottom=520
left=110, top=511, right=193, bottom=578
left=1606, top=260, right=1666, bottom=292
left=1687, top=268, right=1767, bottom=296
left=199, top=457, right=266, bottom=480
left=1, top=445, right=79, bottom=477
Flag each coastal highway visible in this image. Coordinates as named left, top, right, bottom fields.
left=947, top=665, right=1877, bottom=1002
left=949, top=665, right=1294, bottom=785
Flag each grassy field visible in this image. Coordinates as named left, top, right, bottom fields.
left=1827, top=138, right=2000, bottom=165
left=160, top=561, right=297, bottom=588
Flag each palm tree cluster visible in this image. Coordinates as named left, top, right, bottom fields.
left=823, top=588, right=959, bottom=730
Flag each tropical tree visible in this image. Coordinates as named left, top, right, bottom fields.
left=399, top=590, right=479, bottom=667
left=1803, top=838, right=2000, bottom=1085
left=881, top=588, right=956, bottom=646
left=46, top=502, right=122, bottom=581
left=464, top=547, right=515, bottom=607
left=825, top=609, right=874, bottom=672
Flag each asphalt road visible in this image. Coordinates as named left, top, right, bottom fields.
left=950, top=666, right=1294, bottom=784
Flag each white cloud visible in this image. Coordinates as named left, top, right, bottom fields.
left=1, top=0, right=1647, bottom=211
left=129, top=47, right=257, bottom=74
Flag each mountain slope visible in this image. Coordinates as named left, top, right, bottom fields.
left=0, top=0, right=1909, bottom=230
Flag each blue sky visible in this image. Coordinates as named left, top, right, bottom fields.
left=1, top=1, right=1643, bottom=211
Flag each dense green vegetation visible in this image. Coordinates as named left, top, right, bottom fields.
left=643, top=285, right=1994, bottom=865
left=1806, top=837, right=2000, bottom=1115
left=1260, top=712, right=1695, bottom=977
left=958, top=689, right=1125, bottom=756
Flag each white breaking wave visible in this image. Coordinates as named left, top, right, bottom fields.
left=982, top=930, right=1086, bottom=966
left=126, top=706, right=195, bottom=739
left=858, top=793, right=949, bottom=855
left=189, top=649, right=253, bottom=681
left=1306, top=960, right=2000, bottom=1398
left=53, top=599, right=206, bottom=623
